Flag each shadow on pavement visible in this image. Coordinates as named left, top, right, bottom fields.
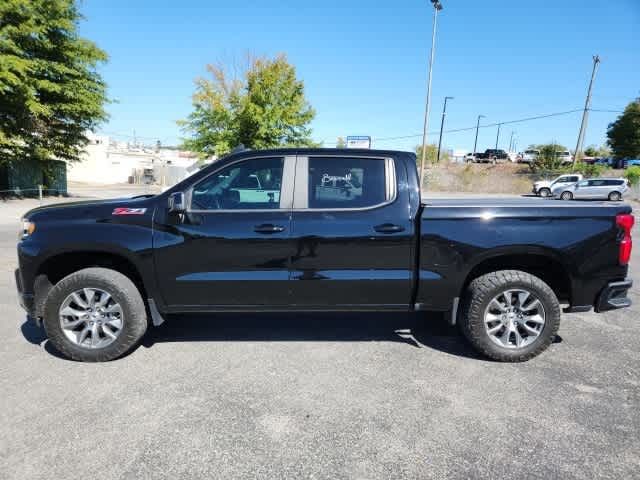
left=21, top=312, right=563, bottom=362
left=142, top=311, right=486, bottom=360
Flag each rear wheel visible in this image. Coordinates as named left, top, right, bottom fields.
left=458, top=270, right=561, bottom=362
left=608, top=191, right=621, bottom=201
left=43, top=268, right=148, bottom=362
left=539, top=188, right=551, bottom=198
left=560, top=191, right=573, bottom=200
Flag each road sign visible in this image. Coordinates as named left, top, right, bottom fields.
left=346, top=136, right=371, bottom=149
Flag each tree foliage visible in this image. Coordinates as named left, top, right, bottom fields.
left=336, top=136, right=346, bottom=148
left=0, top=0, right=109, bottom=164
left=529, top=142, right=569, bottom=171
left=607, top=98, right=640, bottom=159
left=583, top=144, right=610, bottom=157
left=179, top=54, right=316, bottom=158
left=415, top=143, right=449, bottom=164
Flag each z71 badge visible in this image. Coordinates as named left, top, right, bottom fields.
left=112, top=207, right=147, bottom=215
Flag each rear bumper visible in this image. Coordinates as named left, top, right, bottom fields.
left=595, top=279, right=633, bottom=312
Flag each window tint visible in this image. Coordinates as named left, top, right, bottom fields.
left=308, top=157, right=386, bottom=209
left=191, top=157, right=283, bottom=210
left=568, top=176, right=579, bottom=182
left=577, top=180, right=589, bottom=187
left=605, top=179, right=624, bottom=186
left=588, top=180, right=606, bottom=187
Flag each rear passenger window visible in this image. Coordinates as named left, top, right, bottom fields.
left=308, top=157, right=387, bottom=209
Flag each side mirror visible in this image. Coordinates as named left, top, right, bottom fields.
left=168, top=192, right=185, bottom=213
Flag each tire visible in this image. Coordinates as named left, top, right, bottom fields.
left=458, top=270, right=561, bottom=362
left=608, top=191, right=621, bottom=201
left=43, top=267, right=148, bottom=362
left=539, top=188, right=551, bottom=198
left=560, top=191, right=573, bottom=200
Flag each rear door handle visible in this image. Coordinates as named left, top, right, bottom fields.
left=374, top=223, right=405, bottom=234
left=254, top=224, right=286, bottom=234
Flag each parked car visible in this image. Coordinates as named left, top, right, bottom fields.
left=476, top=149, right=509, bottom=163
left=16, top=148, right=634, bottom=362
left=553, top=178, right=629, bottom=201
left=520, top=149, right=540, bottom=164
left=624, top=159, right=640, bottom=168
left=532, top=174, right=583, bottom=198
left=507, top=151, right=519, bottom=162
left=464, top=152, right=477, bottom=163
left=555, top=151, right=573, bottom=164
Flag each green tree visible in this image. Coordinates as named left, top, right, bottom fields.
left=179, top=54, right=316, bottom=158
left=584, top=144, right=611, bottom=157
left=415, top=143, right=449, bottom=164
left=336, top=136, right=346, bottom=148
left=530, top=142, right=568, bottom=171
left=607, top=98, right=640, bottom=159
left=0, top=0, right=109, bottom=164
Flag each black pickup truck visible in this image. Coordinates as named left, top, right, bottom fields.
left=16, top=148, right=634, bottom=362
left=476, top=149, right=509, bottom=163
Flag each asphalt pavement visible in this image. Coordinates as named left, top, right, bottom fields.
left=1, top=192, right=638, bottom=480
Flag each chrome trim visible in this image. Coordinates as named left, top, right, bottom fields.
left=293, top=156, right=309, bottom=209
left=279, top=156, right=296, bottom=209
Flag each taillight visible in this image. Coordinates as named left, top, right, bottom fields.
left=616, top=214, right=634, bottom=265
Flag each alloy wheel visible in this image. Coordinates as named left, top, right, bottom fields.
left=483, top=289, right=546, bottom=349
left=59, top=288, right=124, bottom=349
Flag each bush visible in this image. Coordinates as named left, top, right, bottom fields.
left=571, top=162, right=605, bottom=177
left=624, top=166, right=640, bottom=186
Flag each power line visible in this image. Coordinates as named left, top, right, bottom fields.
left=323, top=106, right=630, bottom=145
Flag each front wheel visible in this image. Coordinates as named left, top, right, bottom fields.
left=560, top=191, right=573, bottom=200
left=43, top=268, right=148, bottom=362
left=539, top=188, right=551, bottom=198
left=458, top=270, right=561, bottom=362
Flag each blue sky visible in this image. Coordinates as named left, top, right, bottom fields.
left=80, top=0, right=640, bottom=153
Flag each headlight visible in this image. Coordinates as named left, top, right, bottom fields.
left=20, top=219, right=35, bottom=239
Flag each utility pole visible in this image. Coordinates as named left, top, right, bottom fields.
left=436, top=96, right=454, bottom=163
left=508, top=131, right=515, bottom=152
left=495, top=123, right=501, bottom=149
left=419, top=0, right=443, bottom=188
left=473, top=114, right=484, bottom=155
left=574, top=55, right=601, bottom=164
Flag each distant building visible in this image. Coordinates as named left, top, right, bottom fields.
left=67, top=132, right=198, bottom=186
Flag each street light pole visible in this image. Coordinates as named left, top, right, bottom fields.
left=473, top=114, right=484, bottom=155
left=436, top=96, right=454, bottom=163
left=495, top=123, right=501, bottom=149
left=419, top=0, right=443, bottom=189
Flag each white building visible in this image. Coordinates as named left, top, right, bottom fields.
left=67, top=132, right=198, bottom=186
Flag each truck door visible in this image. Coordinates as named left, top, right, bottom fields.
left=153, top=155, right=296, bottom=308
left=288, top=155, right=414, bottom=308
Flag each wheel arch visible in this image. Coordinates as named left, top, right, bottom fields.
left=460, top=250, right=573, bottom=304
left=35, top=250, right=148, bottom=305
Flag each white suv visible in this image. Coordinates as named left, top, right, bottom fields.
left=532, top=174, right=582, bottom=198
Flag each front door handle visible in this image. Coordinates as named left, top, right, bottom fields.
left=254, top=224, right=286, bottom=234
left=374, top=223, right=405, bottom=234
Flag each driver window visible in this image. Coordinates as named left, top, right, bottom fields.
left=577, top=180, right=589, bottom=187
left=191, top=157, right=284, bottom=210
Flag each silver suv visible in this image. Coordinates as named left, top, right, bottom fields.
left=553, top=178, right=629, bottom=201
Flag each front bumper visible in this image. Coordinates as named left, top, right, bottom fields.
left=595, top=279, right=633, bottom=312
left=15, top=268, right=36, bottom=319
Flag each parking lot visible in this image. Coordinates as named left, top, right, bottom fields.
left=1, top=192, right=639, bottom=480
